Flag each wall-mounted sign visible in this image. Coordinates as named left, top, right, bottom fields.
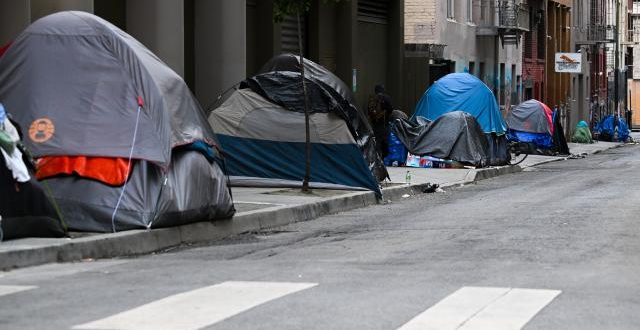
left=555, top=53, right=582, bottom=73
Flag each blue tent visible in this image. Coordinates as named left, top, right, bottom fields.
left=412, top=73, right=507, bottom=135
left=411, top=73, right=510, bottom=165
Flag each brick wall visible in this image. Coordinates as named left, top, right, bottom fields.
left=404, top=0, right=437, bottom=44
left=522, top=22, right=544, bottom=100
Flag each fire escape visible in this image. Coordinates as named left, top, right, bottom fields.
left=574, top=1, right=613, bottom=68
left=476, top=0, right=529, bottom=47
left=627, top=1, right=640, bottom=45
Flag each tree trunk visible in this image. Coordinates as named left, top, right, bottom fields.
left=298, top=13, right=312, bottom=193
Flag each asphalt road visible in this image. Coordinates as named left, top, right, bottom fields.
left=1, top=145, right=640, bottom=330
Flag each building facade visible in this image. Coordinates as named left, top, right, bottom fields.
left=0, top=0, right=247, bottom=111
left=404, top=0, right=526, bottom=116
left=1, top=0, right=624, bottom=136
left=627, top=0, right=640, bottom=128
left=0, top=0, right=404, bottom=114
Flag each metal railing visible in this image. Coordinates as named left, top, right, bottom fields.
left=575, top=24, right=614, bottom=43
left=476, top=0, right=529, bottom=31
left=605, top=25, right=616, bottom=42
left=628, top=29, right=640, bottom=43
left=497, top=0, right=529, bottom=30
left=588, top=25, right=608, bottom=42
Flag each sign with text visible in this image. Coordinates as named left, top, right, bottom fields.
left=555, top=53, right=582, bottom=73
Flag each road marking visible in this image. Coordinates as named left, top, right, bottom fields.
left=0, top=260, right=128, bottom=283
left=73, top=281, right=317, bottom=330
left=0, top=285, right=37, bottom=297
left=397, top=286, right=561, bottom=330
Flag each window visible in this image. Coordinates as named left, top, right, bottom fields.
left=524, top=7, right=533, bottom=59
left=467, top=0, right=473, bottom=22
left=469, top=61, right=476, bottom=75
left=479, top=62, right=485, bottom=82
left=575, top=0, right=583, bottom=28
left=537, top=13, right=545, bottom=59
left=447, top=0, right=455, bottom=19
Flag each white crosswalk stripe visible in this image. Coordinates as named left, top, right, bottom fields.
left=0, top=285, right=37, bottom=297
left=72, top=281, right=318, bottom=330
left=396, top=286, right=561, bottom=330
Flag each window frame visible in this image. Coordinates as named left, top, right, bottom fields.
left=447, top=0, right=455, bottom=20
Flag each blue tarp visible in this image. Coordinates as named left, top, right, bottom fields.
left=506, top=130, right=553, bottom=149
left=595, top=115, right=630, bottom=142
left=384, top=130, right=407, bottom=166
left=412, top=73, right=507, bottom=135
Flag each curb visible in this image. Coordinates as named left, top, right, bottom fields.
left=0, top=154, right=602, bottom=270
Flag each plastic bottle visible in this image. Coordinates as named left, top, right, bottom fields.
left=405, top=171, right=412, bottom=184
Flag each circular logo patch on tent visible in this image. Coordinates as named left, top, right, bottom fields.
left=29, top=118, right=55, bottom=143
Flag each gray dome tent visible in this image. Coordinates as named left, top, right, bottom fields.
left=0, top=11, right=234, bottom=232
left=392, top=111, right=489, bottom=167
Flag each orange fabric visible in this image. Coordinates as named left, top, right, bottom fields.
left=36, top=156, right=132, bottom=186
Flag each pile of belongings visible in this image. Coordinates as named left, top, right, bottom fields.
left=0, top=103, right=66, bottom=240
left=392, top=111, right=489, bottom=168
left=594, top=115, right=630, bottom=142
left=571, top=120, right=594, bottom=144
left=506, top=99, right=570, bottom=155
left=411, top=73, right=510, bottom=165
left=405, top=154, right=467, bottom=169
left=209, top=54, right=387, bottom=197
left=384, top=110, right=409, bottom=166
left=0, top=12, right=235, bottom=233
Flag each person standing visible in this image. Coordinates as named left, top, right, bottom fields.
left=367, top=84, right=394, bottom=157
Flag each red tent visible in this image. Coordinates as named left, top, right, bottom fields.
left=0, top=42, right=11, bottom=57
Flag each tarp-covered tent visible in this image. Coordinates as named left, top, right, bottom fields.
left=1, top=105, right=65, bottom=240
left=256, top=54, right=388, bottom=181
left=506, top=99, right=554, bottom=149
left=506, top=100, right=570, bottom=155
left=595, top=115, right=630, bottom=142
left=209, top=56, right=385, bottom=196
left=0, top=11, right=235, bottom=232
left=392, top=111, right=489, bottom=167
left=411, top=73, right=509, bottom=165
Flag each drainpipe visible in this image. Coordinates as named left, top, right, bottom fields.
left=543, top=0, right=548, bottom=103
left=494, top=1, right=500, bottom=105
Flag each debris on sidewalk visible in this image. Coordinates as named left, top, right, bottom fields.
left=567, top=153, right=588, bottom=159
left=422, top=183, right=440, bottom=193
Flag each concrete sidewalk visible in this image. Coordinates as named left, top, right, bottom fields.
left=0, top=140, right=627, bottom=270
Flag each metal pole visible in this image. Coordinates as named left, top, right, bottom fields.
left=298, top=13, right=312, bottom=193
